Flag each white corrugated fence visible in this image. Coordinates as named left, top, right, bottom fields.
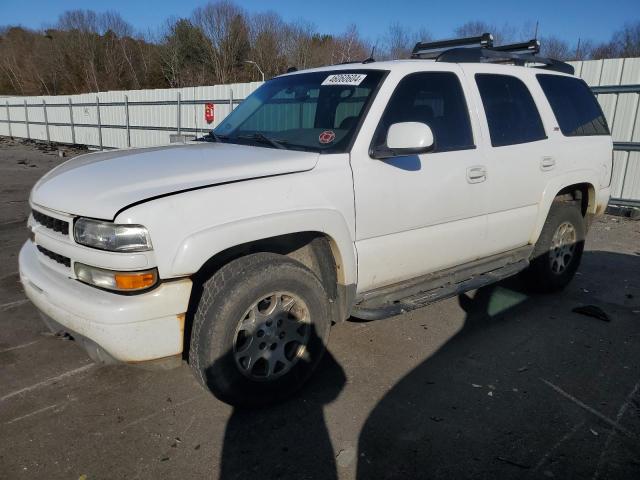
left=569, top=57, right=640, bottom=205
left=0, top=82, right=263, bottom=149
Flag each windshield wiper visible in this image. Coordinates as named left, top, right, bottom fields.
left=236, top=133, right=288, bottom=150
left=199, top=132, right=229, bottom=142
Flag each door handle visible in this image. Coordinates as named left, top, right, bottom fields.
left=541, top=156, right=556, bottom=171
left=467, top=165, right=487, bottom=184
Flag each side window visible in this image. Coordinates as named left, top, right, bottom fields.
left=373, top=72, right=474, bottom=153
left=536, top=74, right=610, bottom=136
left=475, top=74, right=546, bottom=147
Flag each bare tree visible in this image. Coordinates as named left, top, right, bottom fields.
left=455, top=20, right=516, bottom=45
left=57, top=10, right=102, bottom=91
left=385, top=23, right=413, bottom=59
left=591, top=41, right=620, bottom=60
left=540, top=36, right=570, bottom=60
left=1, top=3, right=638, bottom=96
left=330, top=24, right=369, bottom=64
left=612, top=21, right=640, bottom=57
left=248, top=11, right=287, bottom=79
left=281, top=20, right=318, bottom=70
left=193, top=1, right=250, bottom=84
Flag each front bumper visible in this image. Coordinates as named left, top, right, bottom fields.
left=19, top=240, right=192, bottom=363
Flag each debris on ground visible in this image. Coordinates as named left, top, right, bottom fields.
left=572, top=305, right=610, bottom=322
left=54, top=331, right=73, bottom=341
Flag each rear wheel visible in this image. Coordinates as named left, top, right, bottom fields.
left=189, top=253, right=332, bottom=407
left=523, top=201, right=585, bottom=293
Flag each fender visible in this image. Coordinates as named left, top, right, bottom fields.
left=529, top=169, right=598, bottom=245
left=170, top=208, right=358, bottom=285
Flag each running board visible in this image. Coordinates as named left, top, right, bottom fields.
left=351, top=246, right=533, bottom=321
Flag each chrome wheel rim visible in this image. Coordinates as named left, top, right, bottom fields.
left=233, top=292, right=310, bottom=381
left=549, top=221, right=577, bottom=274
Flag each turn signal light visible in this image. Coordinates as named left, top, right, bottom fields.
left=115, top=272, right=157, bottom=290
left=74, top=263, right=158, bottom=292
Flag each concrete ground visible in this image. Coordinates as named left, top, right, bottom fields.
left=1, top=137, right=639, bottom=480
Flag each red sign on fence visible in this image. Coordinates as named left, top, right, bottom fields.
left=204, top=103, right=215, bottom=124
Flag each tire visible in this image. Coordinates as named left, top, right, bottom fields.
left=523, top=201, right=585, bottom=293
left=189, top=252, right=332, bottom=407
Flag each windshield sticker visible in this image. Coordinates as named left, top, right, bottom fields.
left=321, top=73, right=367, bottom=86
left=319, top=130, right=336, bottom=144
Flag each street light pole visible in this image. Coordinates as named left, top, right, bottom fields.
left=244, top=60, right=265, bottom=82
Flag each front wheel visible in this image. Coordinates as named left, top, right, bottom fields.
left=189, top=253, right=332, bottom=407
left=523, top=201, right=586, bottom=293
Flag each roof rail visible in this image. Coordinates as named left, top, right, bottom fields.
left=411, top=33, right=574, bottom=75
left=411, top=33, right=493, bottom=59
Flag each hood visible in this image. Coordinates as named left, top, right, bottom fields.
left=31, top=142, right=319, bottom=219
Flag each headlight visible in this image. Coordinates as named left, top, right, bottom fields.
left=75, top=263, right=158, bottom=292
left=74, top=218, right=152, bottom=252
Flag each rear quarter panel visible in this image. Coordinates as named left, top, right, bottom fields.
left=528, top=78, right=613, bottom=243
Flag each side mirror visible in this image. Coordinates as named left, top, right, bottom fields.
left=371, top=122, right=434, bottom=159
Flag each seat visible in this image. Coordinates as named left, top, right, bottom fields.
left=338, top=116, right=359, bottom=130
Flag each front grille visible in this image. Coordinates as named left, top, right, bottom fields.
left=37, top=245, right=71, bottom=268
left=32, top=210, right=69, bottom=236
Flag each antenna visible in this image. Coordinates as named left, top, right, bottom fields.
left=362, top=44, right=377, bottom=64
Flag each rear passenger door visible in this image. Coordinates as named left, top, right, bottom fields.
left=467, top=67, right=552, bottom=255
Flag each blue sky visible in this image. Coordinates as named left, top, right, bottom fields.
left=1, top=0, right=638, bottom=45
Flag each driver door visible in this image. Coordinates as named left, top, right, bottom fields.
left=350, top=69, right=491, bottom=293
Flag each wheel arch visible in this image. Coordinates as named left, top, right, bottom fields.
left=182, top=230, right=356, bottom=358
left=555, top=182, right=596, bottom=217
left=530, top=177, right=597, bottom=245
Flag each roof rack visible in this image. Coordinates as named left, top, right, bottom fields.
left=492, top=39, right=540, bottom=54
left=411, top=34, right=574, bottom=75
left=411, top=33, right=493, bottom=59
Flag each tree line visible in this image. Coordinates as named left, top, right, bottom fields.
left=1, top=1, right=639, bottom=96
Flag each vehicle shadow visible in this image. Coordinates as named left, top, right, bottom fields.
left=210, top=250, right=639, bottom=479
left=215, top=344, right=346, bottom=480
left=356, top=250, right=640, bottom=479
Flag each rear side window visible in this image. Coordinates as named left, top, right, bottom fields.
left=536, top=74, right=610, bottom=136
left=475, top=74, right=546, bottom=147
left=373, top=71, right=474, bottom=153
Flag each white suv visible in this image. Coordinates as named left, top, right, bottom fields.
left=19, top=36, right=612, bottom=406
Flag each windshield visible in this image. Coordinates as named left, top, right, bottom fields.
left=213, top=69, right=387, bottom=153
